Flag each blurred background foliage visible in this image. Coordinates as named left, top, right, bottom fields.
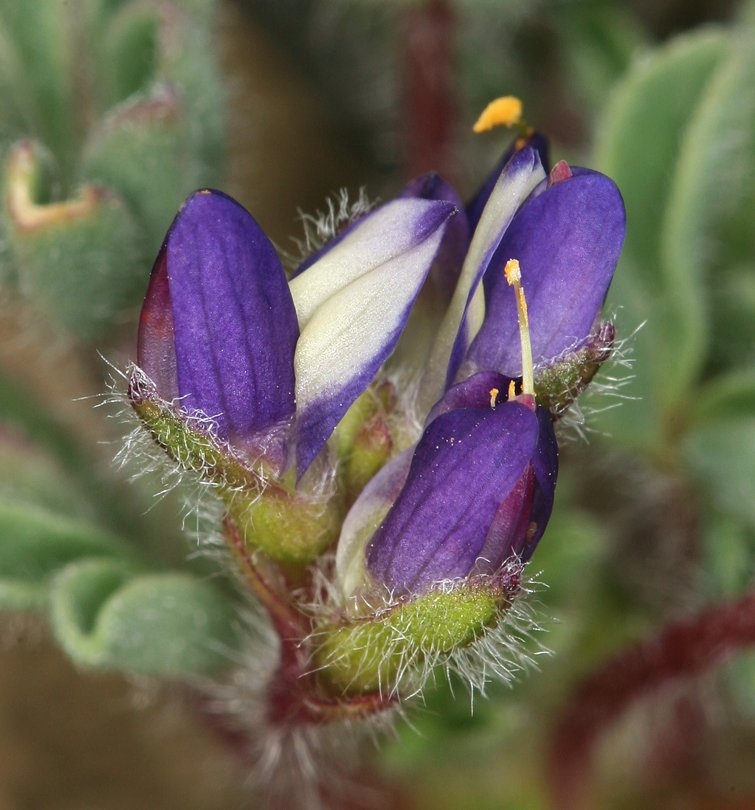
left=0, top=0, right=753, bottom=808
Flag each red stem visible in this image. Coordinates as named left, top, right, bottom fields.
left=222, top=517, right=395, bottom=727
left=401, top=0, right=457, bottom=181
left=224, top=515, right=306, bottom=640
left=548, top=590, right=755, bottom=810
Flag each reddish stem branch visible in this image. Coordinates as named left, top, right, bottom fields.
left=224, top=515, right=307, bottom=640
left=222, top=516, right=395, bottom=727
left=548, top=590, right=755, bottom=810
left=401, top=0, right=457, bottom=181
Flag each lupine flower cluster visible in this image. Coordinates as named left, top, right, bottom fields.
left=127, top=100, right=625, bottom=736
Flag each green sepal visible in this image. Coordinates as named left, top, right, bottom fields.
left=227, top=483, right=342, bottom=566
left=128, top=368, right=261, bottom=491
left=535, top=321, right=615, bottom=417
left=3, top=140, right=143, bottom=340
left=50, top=558, right=238, bottom=675
left=130, top=369, right=342, bottom=565
left=315, top=578, right=511, bottom=695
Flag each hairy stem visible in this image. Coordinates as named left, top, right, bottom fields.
left=548, top=590, right=755, bottom=810
left=222, top=516, right=395, bottom=727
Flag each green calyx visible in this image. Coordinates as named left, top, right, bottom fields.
left=535, top=321, right=615, bottom=417
left=128, top=371, right=258, bottom=491
left=315, top=580, right=509, bottom=695
left=227, top=485, right=341, bottom=566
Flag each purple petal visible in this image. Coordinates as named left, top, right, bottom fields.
left=366, top=401, right=539, bottom=594
left=521, top=406, right=559, bottom=561
left=157, top=190, right=298, bottom=456
left=400, top=173, right=470, bottom=303
left=420, top=147, right=545, bottom=409
left=465, top=169, right=626, bottom=377
left=138, top=247, right=178, bottom=400
left=476, top=405, right=558, bottom=570
left=425, top=370, right=514, bottom=425
left=293, top=199, right=456, bottom=475
left=466, top=133, right=551, bottom=231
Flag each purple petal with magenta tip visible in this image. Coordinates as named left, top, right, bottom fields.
left=161, top=190, right=299, bottom=455
left=465, top=169, right=626, bottom=378
left=521, top=406, right=559, bottom=561
left=138, top=246, right=178, bottom=400
left=366, top=401, right=539, bottom=595
left=476, top=404, right=558, bottom=570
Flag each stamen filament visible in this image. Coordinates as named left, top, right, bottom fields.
left=504, top=259, right=534, bottom=396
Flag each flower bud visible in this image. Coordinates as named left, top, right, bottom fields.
left=320, top=374, right=558, bottom=693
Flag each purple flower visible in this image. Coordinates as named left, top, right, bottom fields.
left=137, top=188, right=457, bottom=477
left=337, top=374, right=557, bottom=597
left=336, top=140, right=623, bottom=600
left=462, top=165, right=626, bottom=380
left=419, top=144, right=625, bottom=404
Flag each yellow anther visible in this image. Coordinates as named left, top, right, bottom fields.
left=473, top=96, right=523, bottom=133
left=504, top=257, right=521, bottom=285
left=504, top=258, right=534, bottom=397
left=489, top=387, right=499, bottom=409
left=507, top=380, right=517, bottom=400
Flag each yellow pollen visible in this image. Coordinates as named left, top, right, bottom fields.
left=504, top=257, right=521, bottom=285
left=504, top=258, right=535, bottom=397
left=473, top=96, right=523, bottom=133
left=489, top=387, right=499, bottom=409
left=507, top=380, right=517, bottom=400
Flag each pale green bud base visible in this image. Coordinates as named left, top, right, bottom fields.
left=334, top=382, right=401, bottom=504
left=227, top=486, right=341, bottom=566
left=315, top=578, right=512, bottom=695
